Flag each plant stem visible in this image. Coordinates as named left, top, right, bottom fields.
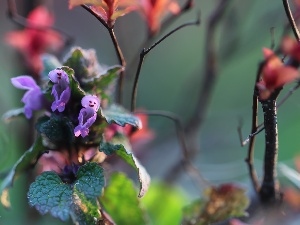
left=259, top=98, right=280, bottom=204
left=282, top=0, right=300, bottom=41
left=108, top=28, right=126, bottom=104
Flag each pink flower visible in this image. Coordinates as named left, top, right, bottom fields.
left=138, top=0, right=180, bottom=34
left=5, top=6, right=63, bottom=74
left=281, top=36, right=300, bottom=62
left=256, top=48, right=299, bottom=100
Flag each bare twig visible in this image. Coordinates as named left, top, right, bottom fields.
left=130, top=17, right=200, bottom=112
left=136, top=110, right=209, bottom=188
left=81, top=4, right=109, bottom=29
left=282, top=0, right=300, bottom=41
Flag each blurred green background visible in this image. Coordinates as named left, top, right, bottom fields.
left=1, top=0, right=300, bottom=224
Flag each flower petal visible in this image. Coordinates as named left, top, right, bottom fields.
left=11, top=76, right=39, bottom=90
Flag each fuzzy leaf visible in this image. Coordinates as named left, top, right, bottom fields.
left=28, top=171, right=73, bottom=221
left=102, top=104, right=142, bottom=128
left=182, top=184, right=249, bottom=225
left=0, top=136, right=45, bottom=208
left=27, top=162, right=105, bottom=224
left=61, top=66, right=86, bottom=100
left=1, top=108, right=24, bottom=123
left=36, top=115, right=74, bottom=146
left=100, top=173, right=147, bottom=225
left=74, top=162, right=105, bottom=199
left=100, top=136, right=150, bottom=197
left=63, top=48, right=89, bottom=79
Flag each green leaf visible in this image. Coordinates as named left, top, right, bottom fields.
left=27, top=162, right=105, bottom=224
left=75, top=162, right=105, bottom=199
left=99, top=141, right=122, bottom=155
left=0, top=136, right=45, bottom=207
left=182, top=184, right=249, bottom=225
left=28, top=172, right=73, bottom=221
left=100, top=136, right=150, bottom=198
left=142, top=182, right=188, bottom=225
left=63, top=48, right=89, bottom=79
left=36, top=115, right=74, bottom=147
left=71, top=191, right=102, bottom=225
left=102, top=104, right=142, bottom=128
left=1, top=108, right=24, bottom=123
left=61, top=66, right=86, bottom=100
left=100, top=173, right=147, bottom=225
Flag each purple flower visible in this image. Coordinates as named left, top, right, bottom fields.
left=48, top=68, right=71, bottom=112
left=11, top=76, right=43, bottom=119
left=74, top=95, right=100, bottom=138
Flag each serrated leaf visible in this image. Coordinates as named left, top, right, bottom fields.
left=100, top=136, right=150, bottom=197
left=28, top=171, right=73, bottom=221
left=182, top=184, right=249, bottom=225
left=102, top=104, right=142, bottom=128
left=0, top=136, right=45, bottom=207
left=100, top=173, right=147, bottom=225
left=36, top=114, right=74, bottom=146
left=27, top=162, right=105, bottom=224
left=75, top=162, right=105, bottom=199
left=1, top=108, right=24, bottom=123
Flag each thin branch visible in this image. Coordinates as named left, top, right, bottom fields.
left=108, top=28, right=126, bottom=104
left=184, top=0, right=232, bottom=135
left=7, top=0, right=74, bottom=46
left=81, top=4, right=109, bottom=29
left=130, top=17, right=200, bottom=112
left=136, top=110, right=209, bottom=188
left=81, top=5, right=126, bottom=104
left=282, top=0, right=300, bottom=41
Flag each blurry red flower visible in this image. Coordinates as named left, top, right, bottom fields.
left=256, top=48, right=299, bottom=100
left=69, top=0, right=137, bottom=27
left=138, top=0, right=180, bottom=34
left=281, top=36, right=300, bottom=62
left=5, top=6, right=63, bottom=74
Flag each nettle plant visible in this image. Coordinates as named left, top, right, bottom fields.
left=4, top=0, right=300, bottom=225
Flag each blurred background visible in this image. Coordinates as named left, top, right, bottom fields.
left=1, top=0, right=300, bottom=224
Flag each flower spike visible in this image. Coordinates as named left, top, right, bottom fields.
left=48, top=68, right=71, bottom=112
left=74, top=95, right=101, bottom=138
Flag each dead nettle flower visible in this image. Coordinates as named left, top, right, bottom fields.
left=256, top=48, right=299, bottom=100
left=11, top=76, right=43, bottom=119
left=138, top=0, right=180, bottom=35
left=74, top=95, right=101, bottom=138
left=5, top=6, right=63, bottom=74
left=48, top=68, right=71, bottom=112
left=69, top=0, right=138, bottom=27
